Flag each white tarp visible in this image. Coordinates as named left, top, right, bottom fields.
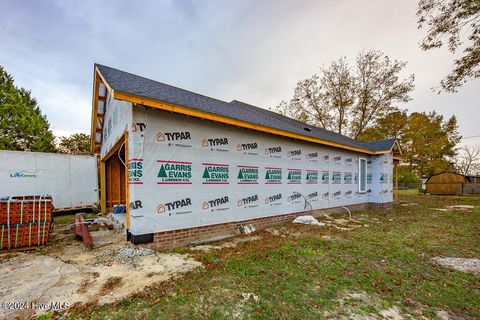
left=0, top=151, right=98, bottom=210
left=100, top=92, right=132, bottom=157
left=124, top=104, right=393, bottom=235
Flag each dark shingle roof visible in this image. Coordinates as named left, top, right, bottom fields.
left=96, top=64, right=395, bottom=153
left=359, top=138, right=397, bottom=152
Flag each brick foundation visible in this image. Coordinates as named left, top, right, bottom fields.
left=144, top=202, right=391, bottom=250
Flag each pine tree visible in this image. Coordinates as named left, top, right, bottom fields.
left=0, top=66, right=56, bottom=152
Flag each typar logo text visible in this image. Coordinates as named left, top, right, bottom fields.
left=130, top=200, right=143, bottom=210
left=265, top=193, right=282, bottom=206
left=237, top=166, right=259, bottom=184
left=202, top=163, right=229, bottom=184
left=202, top=196, right=230, bottom=212
left=131, top=122, right=146, bottom=132
left=237, top=142, right=258, bottom=154
left=157, top=198, right=192, bottom=216
left=202, top=137, right=229, bottom=152
left=157, top=160, right=192, bottom=184
left=9, top=171, right=37, bottom=178
left=237, top=194, right=259, bottom=208
left=306, top=152, right=318, bottom=161
left=264, top=146, right=282, bottom=157
left=156, top=131, right=192, bottom=147
left=307, top=191, right=319, bottom=202
left=287, top=192, right=302, bottom=204
left=128, top=159, right=143, bottom=184
left=287, top=149, right=302, bottom=160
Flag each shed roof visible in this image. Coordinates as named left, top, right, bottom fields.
left=92, top=64, right=398, bottom=155
left=425, top=172, right=468, bottom=184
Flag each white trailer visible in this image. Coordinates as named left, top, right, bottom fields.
left=0, top=150, right=99, bottom=211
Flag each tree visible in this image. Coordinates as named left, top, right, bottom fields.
left=358, top=110, right=408, bottom=142
left=454, top=145, right=480, bottom=174
left=0, top=66, right=56, bottom=152
left=57, top=133, right=91, bottom=155
left=275, top=50, right=415, bottom=139
left=417, top=0, right=480, bottom=92
left=359, top=110, right=461, bottom=177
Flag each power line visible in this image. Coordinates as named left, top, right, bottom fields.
left=461, top=134, right=480, bottom=140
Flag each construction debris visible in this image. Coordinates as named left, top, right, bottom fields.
left=72, top=214, right=116, bottom=249
left=242, top=292, right=260, bottom=303
left=114, top=246, right=155, bottom=265
left=292, top=215, right=325, bottom=226
left=239, top=224, right=256, bottom=234
left=72, top=215, right=93, bottom=249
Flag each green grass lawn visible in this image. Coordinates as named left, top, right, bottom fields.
left=65, top=194, right=479, bottom=319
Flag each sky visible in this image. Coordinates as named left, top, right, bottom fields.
left=0, top=0, right=479, bottom=146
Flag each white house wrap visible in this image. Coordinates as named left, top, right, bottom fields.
left=91, top=64, right=400, bottom=246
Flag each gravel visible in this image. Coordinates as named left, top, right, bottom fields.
left=114, top=247, right=155, bottom=265
left=433, top=257, right=480, bottom=275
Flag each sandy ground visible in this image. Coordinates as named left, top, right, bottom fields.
left=432, top=257, right=480, bottom=275
left=0, top=221, right=201, bottom=320
left=190, top=235, right=263, bottom=252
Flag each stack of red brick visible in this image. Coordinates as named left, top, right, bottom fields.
left=0, top=195, right=54, bottom=251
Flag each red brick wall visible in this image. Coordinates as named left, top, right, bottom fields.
left=149, top=202, right=392, bottom=250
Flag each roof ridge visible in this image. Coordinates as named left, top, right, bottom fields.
left=229, top=100, right=362, bottom=144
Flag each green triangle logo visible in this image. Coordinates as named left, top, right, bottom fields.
left=202, top=167, right=210, bottom=179
left=380, top=175, right=385, bottom=181
left=158, top=165, right=167, bottom=178
left=287, top=172, right=292, bottom=180
left=238, top=169, right=244, bottom=179
left=265, top=171, right=270, bottom=179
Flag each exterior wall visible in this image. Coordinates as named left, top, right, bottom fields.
left=100, top=93, right=133, bottom=158
left=126, top=105, right=393, bottom=242
left=367, top=153, right=394, bottom=202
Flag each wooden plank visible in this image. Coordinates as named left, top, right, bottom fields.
left=125, top=132, right=130, bottom=230
left=100, top=161, right=107, bottom=215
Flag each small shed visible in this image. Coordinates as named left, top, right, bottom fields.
left=425, top=172, right=469, bottom=195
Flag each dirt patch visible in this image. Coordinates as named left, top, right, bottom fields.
left=0, top=220, right=202, bottom=319
left=190, top=235, right=262, bottom=252
left=324, top=291, right=448, bottom=319
left=431, top=205, right=477, bottom=212
left=99, top=276, right=123, bottom=296
left=400, top=203, right=418, bottom=207
left=265, top=226, right=305, bottom=238
left=446, top=205, right=476, bottom=211
left=432, top=257, right=480, bottom=275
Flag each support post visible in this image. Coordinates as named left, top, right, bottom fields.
left=100, top=161, right=107, bottom=215
left=394, top=161, right=399, bottom=201
left=125, top=132, right=131, bottom=230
